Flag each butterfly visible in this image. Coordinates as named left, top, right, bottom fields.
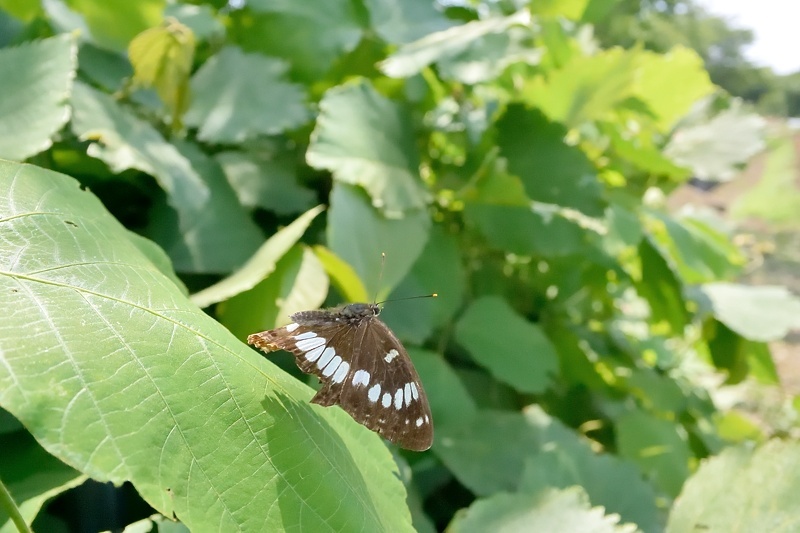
left=247, top=302, right=433, bottom=451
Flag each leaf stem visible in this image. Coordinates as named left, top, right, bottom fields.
left=0, top=476, right=32, bottom=533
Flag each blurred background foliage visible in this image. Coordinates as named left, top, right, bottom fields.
left=0, top=0, right=799, bottom=532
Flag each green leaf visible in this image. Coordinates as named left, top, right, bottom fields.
left=215, top=151, right=316, bottom=216
left=531, top=0, right=591, bottom=19
left=408, top=349, right=476, bottom=432
left=230, top=0, right=363, bottom=82
left=667, top=440, right=800, bottom=533
left=164, top=3, right=225, bottom=41
left=70, top=80, right=209, bottom=213
left=448, top=488, right=638, bottom=533
left=522, top=48, right=637, bottom=128
left=644, top=210, right=743, bottom=285
left=364, top=0, right=453, bottom=44
left=327, top=183, right=430, bottom=299
left=455, top=296, right=558, bottom=394
left=497, top=105, right=604, bottom=215
left=217, top=245, right=329, bottom=339
left=143, top=139, right=265, bottom=274
left=307, top=80, right=430, bottom=217
left=312, top=245, right=369, bottom=303
left=184, top=46, right=310, bottom=143
left=635, top=240, right=689, bottom=333
left=67, top=0, right=164, bottom=51
left=0, top=162, right=413, bottom=532
left=128, top=20, right=195, bottom=128
left=664, top=104, right=766, bottom=182
left=700, top=283, right=800, bottom=342
left=632, top=46, right=715, bottom=132
left=0, top=34, right=76, bottom=161
left=0, top=431, right=87, bottom=533
left=190, top=205, right=325, bottom=308
left=519, top=439, right=661, bottom=533
left=616, top=409, right=691, bottom=498
left=379, top=9, right=532, bottom=79
left=124, top=230, right=188, bottom=296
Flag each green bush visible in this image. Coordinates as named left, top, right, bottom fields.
left=1, top=1, right=799, bottom=532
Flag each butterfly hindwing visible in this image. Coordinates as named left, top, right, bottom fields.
left=247, top=304, right=433, bottom=451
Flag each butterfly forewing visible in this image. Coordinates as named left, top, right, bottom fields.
left=247, top=304, right=433, bottom=451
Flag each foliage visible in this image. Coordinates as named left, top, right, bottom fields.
left=0, top=1, right=799, bottom=532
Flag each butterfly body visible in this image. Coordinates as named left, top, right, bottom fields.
left=248, top=303, right=433, bottom=451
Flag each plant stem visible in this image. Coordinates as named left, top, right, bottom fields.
left=0, top=477, right=32, bottom=533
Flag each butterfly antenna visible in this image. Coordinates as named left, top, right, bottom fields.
left=372, top=252, right=386, bottom=304
left=376, top=293, right=438, bottom=306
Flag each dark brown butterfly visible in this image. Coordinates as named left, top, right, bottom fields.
left=247, top=303, right=433, bottom=451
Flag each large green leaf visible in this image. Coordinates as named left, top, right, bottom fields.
left=522, top=48, right=636, bottom=128
left=408, top=349, right=476, bottom=432
left=0, top=34, right=76, bottom=161
left=455, top=296, right=558, bottom=394
left=667, top=440, right=800, bottom=532
left=0, top=162, right=413, bottom=532
left=448, top=488, right=638, bottom=533
left=190, top=204, right=324, bottom=308
left=327, top=183, right=430, bottom=299
left=230, top=0, right=363, bottom=82
left=307, top=80, right=430, bottom=218
left=0, top=430, right=87, bottom=533
left=184, top=46, right=309, bottom=143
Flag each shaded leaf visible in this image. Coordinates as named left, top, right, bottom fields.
left=307, top=80, right=430, bottom=217
left=409, top=349, right=476, bottom=432
left=327, top=183, right=430, bottom=299
left=215, top=151, right=316, bottom=216
left=185, top=46, right=309, bottom=143
left=497, top=105, right=604, bottom=215
left=0, top=431, right=87, bottom=533
left=616, top=410, right=691, bottom=498
left=190, top=205, right=324, bottom=308
left=449, top=488, right=638, bottom=533
left=0, top=161, right=413, bottom=532
left=67, top=0, right=164, bottom=50
left=455, top=296, right=558, bottom=394
left=667, top=440, right=800, bottom=533
left=0, top=33, right=76, bottom=161
left=143, top=139, right=265, bottom=274
left=164, top=3, right=225, bottom=41
left=230, top=0, right=363, bottom=82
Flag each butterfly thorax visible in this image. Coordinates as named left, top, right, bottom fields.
left=291, top=303, right=380, bottom=326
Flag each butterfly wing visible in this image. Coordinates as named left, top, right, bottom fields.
left=334, top=318, right=433, bottom=451
left=248, top=313, right=433, bottom=451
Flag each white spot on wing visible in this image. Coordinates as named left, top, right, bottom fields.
left=394, top=389, right=403, bottom=410
left=316, top=347, right=336, bottom=369
left=352, top=369, right=370, bottom=387
left=285, top=323, right=300, bottom=333
left=404, top=383, right=412, bottom=406
left=368, top=384, right=381, bottom=403
left=305, top=345, right=325, bottom=362
left=381, top=392, right=391, bottom=408
left=293, top=331, right=317, bottom=340
left=296, top=336, right=325, bottom=351
left=410, top=381, right=419, bottom=401
left=322, top=355, right=342, bottom=377
left=384, top=348, right=399, bottom=363
left=332, top=361, right=350, bottom=383
left=424, top=415, right=429, bottom=423
left=415, top=417, right=424, bottom=427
